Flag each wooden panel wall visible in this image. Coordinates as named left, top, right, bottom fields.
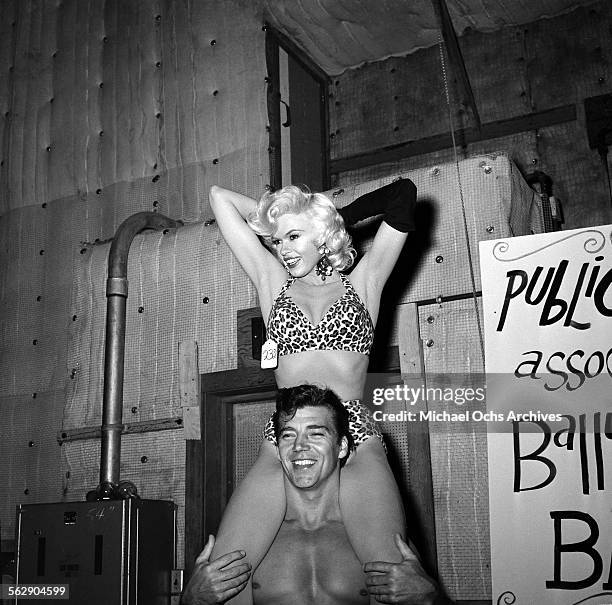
left=330, top=1, right=612, bottom=230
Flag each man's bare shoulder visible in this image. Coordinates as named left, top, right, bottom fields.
left=253, top=519, right=369, bottom=605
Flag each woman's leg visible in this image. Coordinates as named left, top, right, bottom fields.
left=210, top=440, right=285, bottom=604
left=340, top=437, right=406, bottom=564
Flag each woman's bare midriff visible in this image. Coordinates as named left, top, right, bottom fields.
left=274, top=350, right=369, bottom=401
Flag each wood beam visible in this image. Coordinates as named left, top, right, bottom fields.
left=330, top=104, right=577, bottom=174
left=431, top=0, right=481, bottom=130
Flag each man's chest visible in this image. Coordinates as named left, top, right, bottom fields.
left=253, top=522, right=369, bottom=605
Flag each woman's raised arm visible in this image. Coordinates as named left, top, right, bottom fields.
left=344, top=179, right=417, bottom=302
left=209, top=186, right=280, bottom=290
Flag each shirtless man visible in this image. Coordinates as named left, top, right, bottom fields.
left=182, top=385, right=441, bottom=605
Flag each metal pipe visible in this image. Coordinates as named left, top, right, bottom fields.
left=97, top=212, right=182, bottom=499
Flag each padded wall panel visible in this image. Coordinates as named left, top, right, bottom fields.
left=0, top=0, right=267, bottom=215
left=0, top=390, right=65, bottom=548
left=329, top=153, right=542, bottom=307
left=419, top=298, right=489, bottom=601
left=64, top=218, right=257, bottom=430
left=0, top=0, right=269, bottom=563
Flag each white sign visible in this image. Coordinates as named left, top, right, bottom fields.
left=480, top=226, right=612, bottom=605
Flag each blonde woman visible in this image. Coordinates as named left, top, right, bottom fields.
left=205, top=179, right=417, bottom=604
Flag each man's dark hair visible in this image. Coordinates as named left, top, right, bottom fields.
left=273, top=384, right=355, bottom=465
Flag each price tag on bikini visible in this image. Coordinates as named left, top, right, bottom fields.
left=261, top=338, right=278, bottom=369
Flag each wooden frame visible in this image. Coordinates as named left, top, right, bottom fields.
left=264, top=24, right=331, bottom=190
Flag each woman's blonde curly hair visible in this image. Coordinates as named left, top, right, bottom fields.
left=248, top=185, right=356, bottom=271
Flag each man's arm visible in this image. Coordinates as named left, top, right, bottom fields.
left=364, top=534, right=453, bottom=605
left=181, top=535, right=251, bottom=605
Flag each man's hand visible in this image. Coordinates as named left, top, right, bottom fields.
left=364, top=534, right=441, bottom=604
left=181, top=535, right=251, bottom=605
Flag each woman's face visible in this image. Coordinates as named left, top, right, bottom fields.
left=271, top=212, right=324, bottom=277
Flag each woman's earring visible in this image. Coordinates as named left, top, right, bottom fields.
left=315, top=244, right=333, bottom=281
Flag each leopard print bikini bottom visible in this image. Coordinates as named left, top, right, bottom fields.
left=263, top=399, right=385, bottom=449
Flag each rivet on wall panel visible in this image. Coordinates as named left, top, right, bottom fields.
left=330, top=133, right=335, bottom=139
left=425, top=339, right=434, bottom=347
left=210, top=39, right=216, bottom=46
left=131, top=406, right=138, bottom=414
left=46, top=146, right=51, bottom=152
left=202, top=297, right=209, bottom=304
left=213, top=90, right=219, bottom=96
left=393, top=126, right=399, bottom=132
left=213, top=158, right=219, bottom=165
left=427, top=315, right=435, bottom=324
left=141, top=456, right=148, bottom=463
left=52, top=52, right=57, bottom=58
left=79, top=248, right=87, bottom=254
left=390, top=68, right=396, bottom=74
left=32, top=339, right=38, bottom=345
left=264, top=76, right=271, bottom=84
left=4, top=111, right=9, bottom=117
left=42, top=203, right=47, bottom=209
left=155, top=14, right=161, bottom=21
left=72, top=315, right=77, bottom=321
left=99, top=131, right=104, bottom=137
left=598, top=77, right=606, bottom=84
left=103, top=36, right=108, bottom=43
left=50, top=98, right=54, bottom=104
left=96, top=188, right=102, bottom=194
left=24, top=489, right=29, bottom=495
left=393, top=95, right=399, bottom=101
left=156, top=61, right=161, bottom=68
left=163, top=228, right=169, bottom=235
left=99, top=82, right=104, bottom=88
left=70, top=368, right=77, bottom=379
left=32, top=392, right=37, bottom=398
left=36, top=295, right=42, bottom=301
left=486, top=225, right=495, bottom=233
left=138, top=306, right=144, bottom=313
left=435, top=255, right=443, bottom=264
left=39, top=250, right=44, bottom=255
left=153, top=200, right=159, bottom=207
left=435, top=295, right=443, bottom=304
left=28, top=441, right=35, bottom=447
left=532, top=158, right=538, bottom=164
left=155, top=112, right=161, bottom=119
left=432, top=167, right=440, bottom=175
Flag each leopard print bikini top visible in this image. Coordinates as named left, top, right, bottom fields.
left=266, top=273, right=374, bottom=356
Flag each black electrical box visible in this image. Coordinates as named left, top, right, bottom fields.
left=14, top=499, right=176, bottom=604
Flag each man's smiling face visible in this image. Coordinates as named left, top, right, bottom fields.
left=276, top=406, right=348, bottom=489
